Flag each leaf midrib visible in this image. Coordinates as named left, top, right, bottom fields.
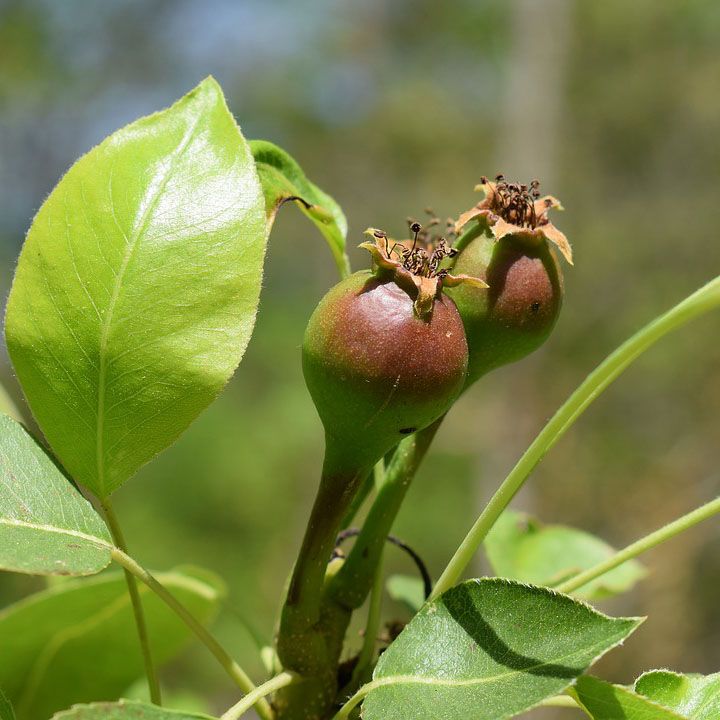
left=373, top=630, right=631, bottom=693
left=0, top=517, right=112, bottom=551
left=95, top=109, right=203, bottom=495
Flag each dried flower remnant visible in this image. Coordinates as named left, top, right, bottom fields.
left=360, top=222, right=487, bottom=320
left=455, top=174, right=573, bottom=265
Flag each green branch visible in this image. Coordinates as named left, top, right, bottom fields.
left=326, top=418, right=442, bottom=611
left=556, top=496, right=720, bottom=594
left=349, top=548, right=385, bottom=690
left=431, top=274, right=720, bottom=601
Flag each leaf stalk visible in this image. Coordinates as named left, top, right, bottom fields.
left=102, top=500, right=162, bottom=706
left=109, top=548, right=273, bottom=720
left=556, top=496, right=720, bottom=594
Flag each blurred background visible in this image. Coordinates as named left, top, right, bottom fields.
left=1, top=0, right=720, bottom=717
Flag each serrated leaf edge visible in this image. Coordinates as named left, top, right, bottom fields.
left=570, top=676, right=690, bottom=720
left=635, top=668, right=686, bottom=688
left=635, top=669, right=720, bottom=719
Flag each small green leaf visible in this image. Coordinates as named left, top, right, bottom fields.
left=362, top=578, right=642, bottom=720
left=0, top=414, right=112, bottom=576
left=0, top=690, right=15, bottom=720
left=250, top=139, right=350, bottom=277
left=485, top=509, right=646, bottom=599
left=0, top=567, right=224, bottom=720
left=51, top=700, right=213, bottom=720
left=635, top=670, right=720, bottom=719
left=5, top=77, right=267, bottom=498
left=386, top=574, right=425, bottom=615
left=570, top=676, right=688, bottom=719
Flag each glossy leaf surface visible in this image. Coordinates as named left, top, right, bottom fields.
left=0, top=414, right=112, bottom=576
left=0, top=567, right=224, bottom=720
left=362, top=578, right=641, bottom=720
left=635, top=670, right=720, bottom=719
left=570, top=676, right=687, bottom=719
left=250, top=139, right=350, bottom=277
left=5, top=77, right=267, bottom=498
left=485, top=509, right=646, bottom=599
left=52, top=700, right=213, bottom=720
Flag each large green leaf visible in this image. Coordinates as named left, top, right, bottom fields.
left=0, top=690, right=14, bottom=720
left=52, top=700, right=213, bottom=720
left=485, top=509, right=646, bottom=600
left=0, top=567, right=224, bottom=720
left=250, top=139, right=350, bottom=277
left=635, top=670, right=720, bottom=719
left=570, top=676, right=687, bottom=719
left=5, top=77, right=267, bottom=498
left=361, top=578, right=641, bottom=720
left=0, top=414, right=112, bottom=576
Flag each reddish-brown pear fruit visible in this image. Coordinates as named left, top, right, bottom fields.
left=447, top=175, right=571, bottom=387
left=302, top=228, right=484, bottom=468
left=447, top=232, right=563, bottom=383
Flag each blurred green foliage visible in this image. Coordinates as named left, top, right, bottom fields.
left=1, top=1, right=720, bottom=716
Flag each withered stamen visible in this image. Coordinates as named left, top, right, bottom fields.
left=487, top=175, right=544, bottom=229
left=384, top=230, right=458, bottom=280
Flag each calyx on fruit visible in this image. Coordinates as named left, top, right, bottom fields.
left=359, top=224, right=487, bottom=320
left=447, top=175, right=571, bottom=386
left=455, top=174, right=573, bottom=264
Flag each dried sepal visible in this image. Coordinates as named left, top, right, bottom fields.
left=454, top=207, right=493, bottom=237
left=441, top=273, right=487, bottom=289
left=360, top=228, right=487, bottom=321
left=455, top=176, right=573, bottom=265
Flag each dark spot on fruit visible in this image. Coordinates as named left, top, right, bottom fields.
left=399, top=427, right=416, bottom=434
left=531, top=301, right=541, bottom=313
